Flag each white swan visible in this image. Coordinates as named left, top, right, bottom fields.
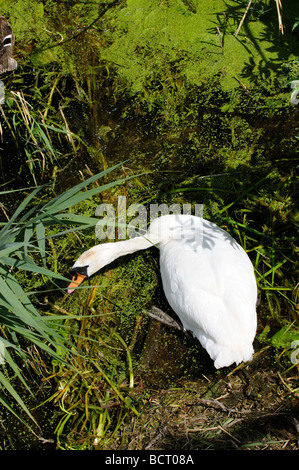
left=68, top=214, right=257, bottom=369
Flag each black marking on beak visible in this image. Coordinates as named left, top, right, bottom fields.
left=69, top=265, right=89, bottom=278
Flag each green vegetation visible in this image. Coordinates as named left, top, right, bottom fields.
left=0, top=0, right=298, bottom=450
left=0, top=165, right=138, bottom=440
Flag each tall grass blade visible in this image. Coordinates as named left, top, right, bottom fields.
left=0, top=162, right=142, bottom=431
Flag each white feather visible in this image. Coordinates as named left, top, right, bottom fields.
left=69, top=214, right=257, bottom=369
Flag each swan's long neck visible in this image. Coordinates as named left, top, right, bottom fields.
left=76, top=230, right=161, bottom=277
left=73, top=214, right=202, bottom=277
left=105, top=234, right=158, bottom=263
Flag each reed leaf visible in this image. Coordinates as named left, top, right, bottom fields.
left=0, top=163, right=138, bottom=428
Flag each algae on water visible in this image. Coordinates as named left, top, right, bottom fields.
left=101, top=0, right=299, bottom=94
left=2, top=0, right=299, bottom=100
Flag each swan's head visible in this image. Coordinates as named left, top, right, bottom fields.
left=68, top=265, right=88, bottom=294
left=67, top=244, right=114, bottom=294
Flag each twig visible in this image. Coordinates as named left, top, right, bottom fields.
left=275, top=0, right=284, bottom=34
left=145, top=425, right=168, bottom=450
left=39, top=0, right=124, bottom=52
left=37, top=436, right=55, bottom=445
left=234, top=0, right=253, bottom=37
left=216, top=26, right=223, bottom=49
left=218, top=424, right=241, bottom=443
left=85, top=164, right=99, bottom=187
left=187, top=418, right=244, bottom=434
left=146, top=306, right=183, bottom=331
left=0, top=203, right=9, bottom=221
left=197, top=398, right=250, bottom=414
left=235, top=0, right=284, bottom=37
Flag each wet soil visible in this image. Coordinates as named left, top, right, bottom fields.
left=122, top=350, right=298, bottom=450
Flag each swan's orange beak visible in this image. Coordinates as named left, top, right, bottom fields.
left=68, top=273, right=86, bottom=294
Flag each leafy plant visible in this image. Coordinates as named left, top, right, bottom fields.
left=293, top=18, right=299, bottom=31
left=0, top=163, right=135, bottom=432
left=0, top=89, right=83, bottom=186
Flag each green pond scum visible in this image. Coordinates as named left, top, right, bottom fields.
left=0, top=0, right=298, bottom=450
left=100, top=0, right=299, bottom=93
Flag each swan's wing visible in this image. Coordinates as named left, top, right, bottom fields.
left=159, top=238, right=257, bottom=368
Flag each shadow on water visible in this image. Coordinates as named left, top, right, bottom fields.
left=221, top=0, right=299, bottom=84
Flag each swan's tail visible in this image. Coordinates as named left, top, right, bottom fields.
left=193, top=331, right=254, bottom=369
left=207, top=341, right=254, bottom=369
left=214, top=345, right=254, bottom=369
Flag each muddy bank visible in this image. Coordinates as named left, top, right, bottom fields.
left=120, top=346, right=299, bottom=450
